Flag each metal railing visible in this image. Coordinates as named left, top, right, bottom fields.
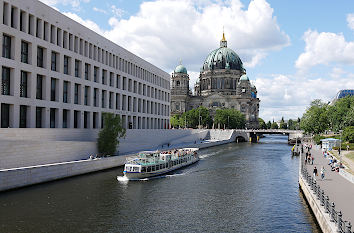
left=300, top=155, right=352, bottom=233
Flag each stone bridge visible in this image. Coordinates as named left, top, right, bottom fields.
left=230, top=129, right=304, bottom=143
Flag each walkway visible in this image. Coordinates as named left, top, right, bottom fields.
left=302, top=143, right=354, bottom=225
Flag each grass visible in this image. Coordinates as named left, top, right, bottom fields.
left=329, top=150, right=354, bottom=175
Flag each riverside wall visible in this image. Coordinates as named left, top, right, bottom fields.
left=0, top=129, right=244, bottom=192
left=298, top=152, right=337, bottom=233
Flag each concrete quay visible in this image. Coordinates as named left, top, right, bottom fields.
left=0, top=129, right=243, bottom=192
left=299, top=143, right=354, bottom=233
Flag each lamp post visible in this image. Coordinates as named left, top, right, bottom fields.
left=339, top=130, right=343, bottom=162
left=228, top=116, right=230, bottom=129
left=199, top=109, right=201, bottom=129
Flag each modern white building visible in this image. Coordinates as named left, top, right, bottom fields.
left=0, top=0, right=170, bottom=129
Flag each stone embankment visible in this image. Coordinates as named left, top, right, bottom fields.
left=0, top=129, right=244, bottom=192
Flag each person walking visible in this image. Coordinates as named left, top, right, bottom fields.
left=311, top=155, right=314, bottom=165
left=321, top=166, right=325, bottom=180
left=313, top=166, right=318, bottom=180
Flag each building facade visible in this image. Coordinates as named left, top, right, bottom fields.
left=171, top=33, right=260, bottom=128
left=0, top=0, right=170, bottom=129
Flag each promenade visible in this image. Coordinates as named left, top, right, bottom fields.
left=303, top=143, right=354, bottom=225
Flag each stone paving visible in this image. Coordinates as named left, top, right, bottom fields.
left=302, top=143, right=354, bottom=225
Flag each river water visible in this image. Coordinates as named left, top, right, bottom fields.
left=0, top=135, right=321, bottom=233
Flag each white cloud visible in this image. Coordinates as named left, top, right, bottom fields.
left=93, top=7, right=107, bottom=14
left=39, top=0, right=90, bottom=8
left=102, top=0, right=289, bottom=71
left=63, top=12, right=104, bottom=35
left=255, top=72, right=354, bottom=121
left=295, top=30, right=354, bottom=71
left=347, top=13, right=354, bottom=30
left=111, top=5, right=125, bottom=18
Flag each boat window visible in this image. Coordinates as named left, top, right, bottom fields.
left=133, top=167, right=139, bottom=172
left=147, top=166, right=151, bottom=172
left=152, top=165, right=155, bottom=171
left=141, top=167, right=146, bottom=172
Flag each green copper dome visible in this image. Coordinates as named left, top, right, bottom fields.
left=202, top=47, right=245, bottom=72
left=174, top=64, right=187, bottom=74
left=239, top=74, right=249, bottom=81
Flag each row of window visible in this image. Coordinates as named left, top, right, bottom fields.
left=0, top=103, right=169, bottom=129
left=1, top=66, right=170, bottom=116
left=2, top=1, right=169, bottom=89
left=2, top=34, right=170, bottom=102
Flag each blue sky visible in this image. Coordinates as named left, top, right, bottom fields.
left=40, top=0, right=354, bottom=122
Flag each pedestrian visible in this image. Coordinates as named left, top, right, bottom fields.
left=321, top=166, right=325, bottom=179
left=311, top=155, right=314, bottom=165
left=347, top=145, right=350, bottom=151
left=313, top=166, right=318, bottom=180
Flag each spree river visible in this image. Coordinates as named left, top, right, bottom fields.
left=0, top=135, right=320, bottom=233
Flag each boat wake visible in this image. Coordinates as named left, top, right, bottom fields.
left=199, top=152, right=217, bottom=159
left=117, top=176, right=129, bottom=182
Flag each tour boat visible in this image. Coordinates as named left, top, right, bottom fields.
left=120, top=148, right=199, bottom=180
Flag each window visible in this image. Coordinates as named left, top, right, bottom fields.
left=63, top=81, right=69, bottom=103
left=93, top=88, right=98, bottom=107
left=2, top=35, right=11, bottom=59
left=51, top=78, right=56, bottom=101
left=1, top=67, right=10, bottom=95
left=21, top=41, right=29, bottom=64
left=36, top=75, right=43, bottom=100
left=75, top=59, right=80, bottom=77
left=74, top=110, right=79, bottom=128
left=93, top=112, right=97, bottom=128
left=109, top=92, right=112, bottom=109
left=93, top=67, right=98, bottom=82
left=84, top=63, right=89, bottom=80
left=63, top=109, right=68, bottom=128
left=19, top=105, right=27, bottom=128
left=110, top=72, right=113, bottom=86
left=64, top=56, right=69, bottom=74
left=36, top=107, right=43, bottom=128
left=102, top=70, right=106, bottom=84
left=51, top=52, right=57, bottom=71
left=50, top=108, right=56, bottom=128
left=116, top=75, right=121, bottom=88
left=20, top=71, right=28, bottom=98
left=101, top=90, right=106, bottom=108
left=84, top=111, right=88, bottom=128
left=84, top=86, right=89, bottom=105
left=74, top=83, right=79, bottom=104
left=37, top=47, right=44, bottom=68
left=1, top=104, right=10, bottom=128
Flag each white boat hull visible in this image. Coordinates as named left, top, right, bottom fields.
left=123, top=157, right=199, bottom=180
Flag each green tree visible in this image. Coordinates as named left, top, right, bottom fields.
left=258, top=118, right=267, bottom=129
left=271, top=121, right=279, bottom=129
left=170, top=114, right=182, bottom=128
left=288, top=119, right=295, bottom=130
left=97, top=113, right=126, bottom=156
left=328, top=96, right=354, bottom=131
left=300, top=99, right=329, bottom=134
left=214, top=108, right=246, bottom=129
left=343, top=106, right=354, bottom=127
left=343, top=126, right=354, bottom=143
left=181, top=106, right=212, bottom=128
left=279, top=117, right=287, bottom=129
left=266, top=121, right=272, bottom=129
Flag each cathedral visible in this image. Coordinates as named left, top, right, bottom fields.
left=170, top=33, right=260, bottom=128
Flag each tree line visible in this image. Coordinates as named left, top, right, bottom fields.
left=170, top=106, right=246, bottom=129
left=300, top=96, right=354, bottom=142
left=258, top=117, right=301, bottom=130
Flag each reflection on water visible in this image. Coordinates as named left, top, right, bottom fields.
left=0, top=135, right=320, bottom=233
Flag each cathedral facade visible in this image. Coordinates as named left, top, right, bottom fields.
left=170, top=34, right=260, bottom=128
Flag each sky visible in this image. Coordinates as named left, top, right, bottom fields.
left=39, top=0, right=354, bottom=122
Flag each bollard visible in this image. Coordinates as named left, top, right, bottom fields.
left=346, top=222, right=352, bottom=233
left=337, top=211, right=342, bottom=232
left=317, top=186, right=321, bottom=199
left=330, top=202, right=335, bottom=222
left=320, top=190, right=325, bottom=206
left=325, top=196, right=330, bottom=213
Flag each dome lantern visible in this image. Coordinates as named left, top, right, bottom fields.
left=220, top=31, right=227, bottom=48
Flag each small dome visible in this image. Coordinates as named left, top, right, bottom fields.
left=174, top=64, right=187, bottom=74
left=240, top=74, right=249, bottom=81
